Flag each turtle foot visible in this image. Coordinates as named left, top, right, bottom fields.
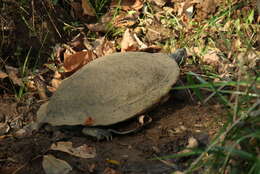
left=82, top=127, right=113, bottom=141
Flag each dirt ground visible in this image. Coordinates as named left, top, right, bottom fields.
left=0, top=93, right=224, bottom=174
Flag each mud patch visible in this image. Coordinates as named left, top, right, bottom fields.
left=0, top=95, right=224, bottom=174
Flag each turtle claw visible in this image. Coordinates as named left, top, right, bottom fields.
left=82, top=127, right=113, bottom=141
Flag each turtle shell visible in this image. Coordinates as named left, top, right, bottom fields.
left=36, top=52, right=180, bottom=127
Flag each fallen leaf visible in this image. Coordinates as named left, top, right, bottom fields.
left=111, top=0, right=143, bottom=11
left=146, top=22, right=175, bottom=42
left=82, top=0, right=96, bottom=16
left=232, top=38, right=242, bottom=51
left=63, top=45, right=76, bottom=58
left=113, top=12, right=138, bottom=28
left=47, top=86, right=57, bottom=93
left=50, top=71, right=62, bottom=91
left=86, top=11, right=113, bottom=33
left=50, top=141, right=96, bottom=158
left=68, top=33, right=88, bottom=50
left=0, top=122, right=10, bottom=136
left=70, top=2, right=83, bottom=19
left=50, top=78, right=62, bottom=91
left=237, top=51, right=260, bottom=68
left=86, top=11, right=113, bottom=32
left=195, top=0, right=216, bottom=21
left=201, top=50, right=221, bottom=66
left=42, top=155, right=72, bottom=174
left=63, top=50, right=97, bottom=73
left=139, top=45, right=162, bottom=53
left=5, top=65, right=23, bottom=86
left=121, top=29, right=139, bottom=52
left=86, top=23, right=108, bottom=32
left=26, top=78, right=37, bottom=91
left=14, top=128, right=30, bottom=138
left=35, top=78, right=48, bottom=100
left=0, top=71, right=8, bottom=79
left=149, top=0, right=167, bottom=7
left=93, top=37, right=116, bottom=57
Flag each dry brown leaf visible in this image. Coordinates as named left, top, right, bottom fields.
left=149, top=0, right=167, bottom=7
left=111, top=0, right=143, bottom=11
left=86, top=23, right=108, bottom=32
left=68, top=33, right=88, bottom=50
left=146, top=24, right=175, bottom=42
left=139, top=45, right=162, bottom=53
left=82, top=0, right=96, bottom=16
left=121, top=29, right=139, bottom=52
left=50, top=72, right=62, bottom=92
left=232, top=38, right=242, bottom=51
left=35, top=79, right=48, bottom=100
left=51, top=78, right=62, bottom=91
left=86, top=11, right=114, bottom=32
left=0, top=71, right=8, bottom=79
left=131, top=0, right=143, bottom=11
left=26, top=80, right=36, bottom=91
left=5, top=65, right=23, bottom=86
left=201, top=50, right=221, bottom=66
left=50, top=141, right=96, bottom=159
left=196, top=0, right=216, bottom=21
left=93, top=37, right=116, bottom=57
left=0, top=122, right=10, bottom=136
left=63, top=48, right=75, bottom=65
left=42, top=155, right=72, bottom=174
left=53, top=71, right=62, bottom=79
left=47, top=86, right=57, bottom=93
left=63, top=50, right=97, bottom=73
left=113, top=12, right=138, bottom=28
left=237, top=51, right=260, bottom=68
left=70, top=2, right=83, bottom=19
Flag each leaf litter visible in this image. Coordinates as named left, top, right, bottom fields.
left=50, top=141, right=96, bottom=159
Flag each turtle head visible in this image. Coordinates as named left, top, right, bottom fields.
left=169, top=48, right=187, bottom=65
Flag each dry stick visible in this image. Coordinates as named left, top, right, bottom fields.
left=41, top=0, right=62, bottom=38
left=203, top=84, right=226, bottom=104
left=31, top=0, right=35, bottom=31
left=153, top=154, right=179, bottom=170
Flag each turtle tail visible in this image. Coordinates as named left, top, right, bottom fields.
left=169, top=48, right=187, bottom=65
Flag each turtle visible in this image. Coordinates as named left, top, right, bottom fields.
left=30, top=48, right=187, bottom=140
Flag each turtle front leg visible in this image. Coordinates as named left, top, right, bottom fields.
left=82, top=127, right=113, bottom=141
